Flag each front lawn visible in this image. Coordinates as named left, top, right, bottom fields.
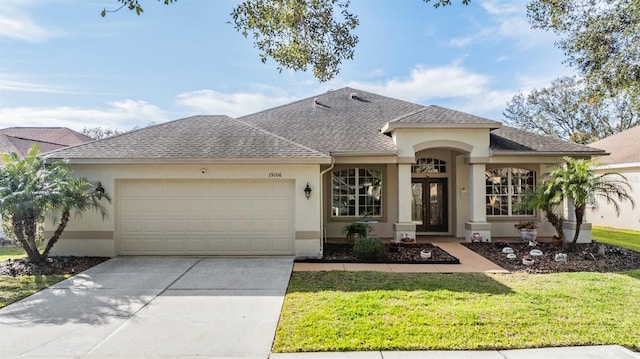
left=274, top=270, right=640, bottom=352
left=593, top=227, right=640, bottom=253
left=0, top=244, right=68, bottom=309
left=0, top=275, right=68, bottom=308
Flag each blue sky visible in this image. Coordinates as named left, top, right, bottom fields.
left=0, top=0, right=572, bottom=132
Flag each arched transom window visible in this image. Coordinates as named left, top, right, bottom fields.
left=412, top=158, right=446, bottom=173
left=486, top=168, right=535, bottom=216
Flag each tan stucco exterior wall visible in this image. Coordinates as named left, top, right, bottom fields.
left=47, top=163, right=323, bottom=257
left=589, top=165, right=640, bottom=230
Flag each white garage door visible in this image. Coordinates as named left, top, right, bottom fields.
left=117, top=179, right=295, bottom=255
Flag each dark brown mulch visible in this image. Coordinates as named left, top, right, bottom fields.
left=464, top=241, right=640, bottom=274
left=0, top=256, right=110, bottom=277
left=298, top=242, right=460, bottom=264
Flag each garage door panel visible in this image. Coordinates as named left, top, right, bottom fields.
left=118, top=179, right=295, bottom=255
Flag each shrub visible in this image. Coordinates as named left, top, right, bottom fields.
left=353, top=237, right=385, bottom=261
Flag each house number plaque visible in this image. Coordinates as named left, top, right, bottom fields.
left=268, top=172, right=283, bottom=178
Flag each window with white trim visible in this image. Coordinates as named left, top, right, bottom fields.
left=332, top=168, right=382, bottom=217
left=486, top=168, right=535, bottom=216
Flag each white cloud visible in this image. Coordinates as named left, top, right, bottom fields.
left=340, top=64, right=516, bottom=118
left=449, top=36, right=473, bottom=48
left=175, top=89, right=296, bottom=117
left=0, top=74, right=76, bottom=94
left=0, top=100, right=168, bottom=132
left=480, top=0, right=521, bottom=15
left=347, top=64, right=490, bottom=102
left=0, top=1, right=53, bottom=42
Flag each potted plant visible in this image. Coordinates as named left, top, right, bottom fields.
left=522, top=254, right=534, bottom=266
left=515, top=221, right=538, bottom=241
left=343, top=222, right=369, bottom=242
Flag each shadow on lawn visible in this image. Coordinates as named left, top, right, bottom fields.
left=287, top=271, right=514, bottom=295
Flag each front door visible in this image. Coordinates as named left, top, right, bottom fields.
left=411, top=178, right=448, bottom=232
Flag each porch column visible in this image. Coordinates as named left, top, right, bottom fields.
left=563, top=198, right=592, bottom=243
left=465, top=163, right=491, bottom=242
left=394, top=163, right=416, bottom=240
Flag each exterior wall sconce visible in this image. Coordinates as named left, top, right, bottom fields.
left=304, top=183, right=312, bottom=200
left=95, top=182, right=105, bottom=200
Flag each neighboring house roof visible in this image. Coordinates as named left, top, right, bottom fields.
left=490, top=127, right=605, bottom=156
left=47, top=115, right=329, bottom=163
left=590, top=126, right=640, bottom=165
left=0, top=127, right=93, bottom=157
left=44, top=87, right=606, bottom=162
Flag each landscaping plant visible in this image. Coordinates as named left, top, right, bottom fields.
left=352, top=237, right=384, bottom=261
left=0, top=145, right=111, bottom=263
left=544, top=157, right=634, bottom=251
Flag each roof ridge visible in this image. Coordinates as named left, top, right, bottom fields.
left=3, top=134, right=74, bottom=147
left=232, top=117, right=329, bottom=157
left=387, top=107, right=430, bottom=123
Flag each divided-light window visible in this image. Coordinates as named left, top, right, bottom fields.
left=332, top=168, right=382, bottom=217
left=486, top=168, right=535, bottom=216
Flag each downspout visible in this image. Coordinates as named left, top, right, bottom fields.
left=319, top=157, right=336, bottom=257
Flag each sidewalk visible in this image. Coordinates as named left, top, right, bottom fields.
left=293, top=242, right=509, bottom=273
left=269, top=345, right=640, bottom=358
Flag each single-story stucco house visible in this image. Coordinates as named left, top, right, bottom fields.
left=45, top=88, right=605, bottom=258
left=589, top=126, right=640, bottom=231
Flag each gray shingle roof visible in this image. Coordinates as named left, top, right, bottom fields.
left=47, top=116, right=329, bottom=162
left=42, top=87, right=605, bottom=162
left=490, top=126, right=606, bottom=155
left=388, top=105, right=502, bottom=127
left=240, top=87, right=425, bottom=154
left=590, top=125, right=640, bottom=165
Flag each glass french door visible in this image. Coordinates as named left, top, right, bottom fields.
left=411, top=178, right=448, bottom=232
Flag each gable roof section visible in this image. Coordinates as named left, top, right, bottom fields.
left=590, top=126, right=640, bottom=165
left=382, top=105, right=502, bottom=132
left=490, top=126, right=606, bottom=156
left=0, top=127, right=92, bottom=157
left=46, top=115, right=329, bottom=164
left=240, top=87, right=426, bottom=155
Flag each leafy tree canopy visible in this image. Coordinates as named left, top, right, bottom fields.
left=82, top=127, right=124, bottom=140
left=102, top=0, right=469, bottom=82
left=528, top=0, right=640, bottom=97
left=503, top=76, right=640, bottom=144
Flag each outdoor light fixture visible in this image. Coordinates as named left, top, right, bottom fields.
left=304, top=183, right=312, bottom=200
left=95, top=182, right=105, bottom=200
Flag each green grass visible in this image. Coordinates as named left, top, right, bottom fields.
left=0, top=244, right=68, bottom=309
left=0, top=245, right=28, bottom=262
left=0, top=275, right=69, bottom=308
left=274, top=271, right=640, bottom=352
left=593, top=227, right=640, bottom=253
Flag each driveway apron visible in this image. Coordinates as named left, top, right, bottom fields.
left=0, top=256, right=294, bottom=358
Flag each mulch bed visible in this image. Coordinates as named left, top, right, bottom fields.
left=0, top=256, right=109, bottom=277
left=297, top=242, right=460, bottom=264
left=464, top=241, right=640, bottom=274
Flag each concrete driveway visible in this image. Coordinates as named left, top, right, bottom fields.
left=0, top=256, right=293, bottom=358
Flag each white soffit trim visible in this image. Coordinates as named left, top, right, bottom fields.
left=51, top=157, right=332, bottom=165
left=381, top=122, right=499, bottom=133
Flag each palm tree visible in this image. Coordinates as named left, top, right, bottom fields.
left=545, top=157, right=634, bottom=250
left=0, top=145, right=110, bottom=263
left=43, top=177, right=110, bottom=258
left=521, top=184, right=565, bottom=242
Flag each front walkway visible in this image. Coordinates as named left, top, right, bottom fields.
left=293, top=242, right=509, bottom=273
